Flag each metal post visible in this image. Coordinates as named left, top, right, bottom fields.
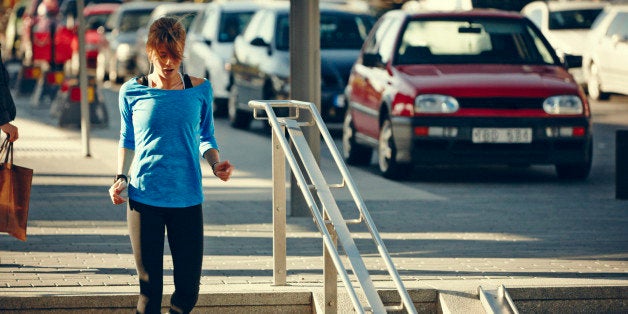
left=76, top=0, right=91, bottom=157
left=324, top=211, right=338, bottom=314
left=272, top=127, right=287, bottom=285
left=289, top=0, right=321, bottom=216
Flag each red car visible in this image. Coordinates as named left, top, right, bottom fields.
left=68, top=3, right=120, bottom=74
left=343, top=9, right=592, bottom=180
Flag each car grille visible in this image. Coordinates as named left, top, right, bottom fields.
left=458, top=97, right=544, bottom=109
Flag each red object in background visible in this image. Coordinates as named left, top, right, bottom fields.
left=31, top=24, right=73, bottom=65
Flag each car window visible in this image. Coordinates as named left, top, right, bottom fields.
left=319, top=14, right=372, bottom=49
left=605, top=12, right=628, bottom=38
left=218, top=11, right=255, bottom=43
left=119, top=9, right=153, bottom=33
left=548, top=8, right=603, bottom=30
left=395, top=18, right=556, bottom=65
left=85, top=12, right=109, bottom=30
left=275, top=14, right=290, bottom=51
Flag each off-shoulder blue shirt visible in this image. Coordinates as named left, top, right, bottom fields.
left=118, top=77, right=218, bottom=208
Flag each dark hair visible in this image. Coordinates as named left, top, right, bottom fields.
left=146, top=17, right=186, bottom=61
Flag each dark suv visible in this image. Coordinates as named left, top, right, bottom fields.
left=343, top=9, right=592, bottom=180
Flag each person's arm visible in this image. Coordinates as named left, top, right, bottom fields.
left=203, top=148, right=233, bottom=182
left=109, top=147, right=134, bottom=205
left=117, top=147, right=135, bottom=176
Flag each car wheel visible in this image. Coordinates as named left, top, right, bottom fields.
left=228, top=84, right=252, bottom=129
left=378, top=118, right=412, bottom=179
left=342, top=111, right=372, bottom=165
left=555, top=142, right=592, bottom=180
left=587, top=62, right=610, bottom=101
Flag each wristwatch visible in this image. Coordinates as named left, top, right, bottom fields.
left=114, top=174, right=128, bottom=183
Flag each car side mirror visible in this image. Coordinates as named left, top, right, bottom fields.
left=204, top=38, right=212, bottom=46
left=562, top=53, right=582, bottom=69
left=362, top=52, right=382, bottom=67
left=250, top=37, right=269, bottom=47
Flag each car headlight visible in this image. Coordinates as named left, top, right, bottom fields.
left=415, top=94, right=459, bottom=114
left=116, top=43, right=132, bottom=60
left=543, top=95, right=583, bottom=115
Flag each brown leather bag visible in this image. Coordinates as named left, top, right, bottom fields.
left=0, top=137, right=33, bottom=241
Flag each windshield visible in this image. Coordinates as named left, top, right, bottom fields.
left=118, top=9, right=153, bottom=33
left=218, top=11, right=255, bottom=43
left=395, top=18, right=557, bottom=65
left=548, top=9, right=603, bottom=30
left=276, top=13, right=373, bottom=51
left=85, top=13, right=110, bottom=30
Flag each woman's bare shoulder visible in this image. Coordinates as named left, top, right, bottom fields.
left=188, top=75, right=206, bottom=87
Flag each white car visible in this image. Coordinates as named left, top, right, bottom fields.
left=183, top=1, right=261, bottom=116
left=521, top=0, right=607, bottom=86
left=583, top=4, right=628, bottom=100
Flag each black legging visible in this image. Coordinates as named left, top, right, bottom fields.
left=127, top=200, right=204, bottom=314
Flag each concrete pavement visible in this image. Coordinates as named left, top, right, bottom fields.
left=1, top=88, right=627, bottom=312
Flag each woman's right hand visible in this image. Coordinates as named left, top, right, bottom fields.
left=109, top=179, right=128, bottom=205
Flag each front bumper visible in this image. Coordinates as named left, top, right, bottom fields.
left=391, top=116, right=592, bottom=165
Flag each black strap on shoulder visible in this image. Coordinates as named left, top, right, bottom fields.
left=183, top=74, right=193, bottom=89
left=138, top=75, right=148, bottom=86
left=138, top=74, right=191, bottom=88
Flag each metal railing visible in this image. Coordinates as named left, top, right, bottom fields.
left=249, top=100, right=417, bottom=314
left=478, top=285, right=519, bottom=314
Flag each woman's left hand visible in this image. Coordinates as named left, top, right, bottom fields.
left=213, top=160, right=234, bottom=181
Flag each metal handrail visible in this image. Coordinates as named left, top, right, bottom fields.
left=249, top=99, right=417, bottom=314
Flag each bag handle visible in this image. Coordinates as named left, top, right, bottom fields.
left=0, top=137, right=13, bottom=167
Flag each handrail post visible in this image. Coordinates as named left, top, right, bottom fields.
left=324, top=211, right=338, bottom=314
left=272, top=127, right=287, bottom=286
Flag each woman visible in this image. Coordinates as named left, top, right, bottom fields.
left=108, top=17, right=234, bottom=314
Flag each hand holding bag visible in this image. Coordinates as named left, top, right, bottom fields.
left=0, top=137, right=33, bottom=241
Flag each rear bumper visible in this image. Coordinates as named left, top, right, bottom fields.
left=391, top=116, right=592, bottom=165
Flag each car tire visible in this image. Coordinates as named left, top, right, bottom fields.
left=555, top=142, right=592, bottom=180
left=228, top=84, right=252, bottom=129
left=587, top=62, right=610, bottom=101
left=378, top=118, right=413, bottom=179
left=342, top=111, right=372, bottom=165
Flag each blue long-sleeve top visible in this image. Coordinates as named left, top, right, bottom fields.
left=118, top=78, right=218, bottom=208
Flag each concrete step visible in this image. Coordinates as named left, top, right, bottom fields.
left=1, top=286, right=626, bottom=313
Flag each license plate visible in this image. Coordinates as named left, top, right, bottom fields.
left=472, top=128, right=532, bottom=143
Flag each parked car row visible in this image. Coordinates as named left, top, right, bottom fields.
left=9, top=0, right=626, bottom=181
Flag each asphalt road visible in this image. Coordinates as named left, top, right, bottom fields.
left=99, top=85, right=628, bottom=262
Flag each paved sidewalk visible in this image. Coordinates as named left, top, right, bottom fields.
left=1, top=90, right=627, bottom=302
